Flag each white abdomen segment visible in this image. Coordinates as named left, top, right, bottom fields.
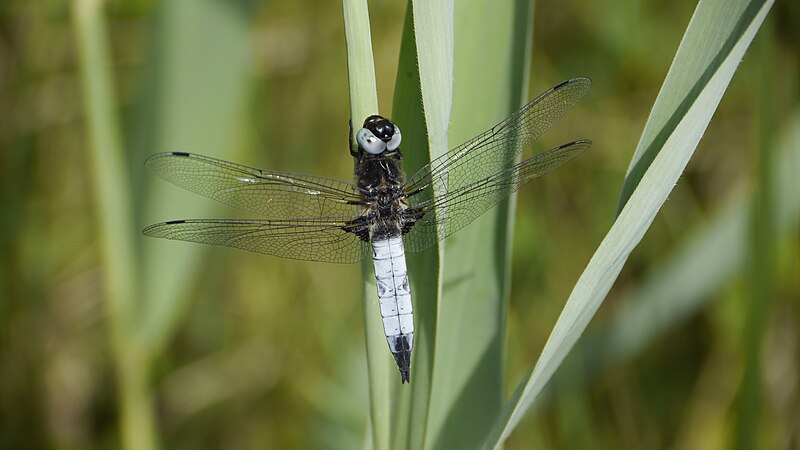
left=371, top=236, right=413, bottom=383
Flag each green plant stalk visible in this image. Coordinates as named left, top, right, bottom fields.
left=72, top=1, right=155, bottom=449
left=735, top=18, right=776, bottom=449
left=341, top=1, right=389, bottom=449
left=138, top=0, right=253, bottom=358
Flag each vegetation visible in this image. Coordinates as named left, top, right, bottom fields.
left=0, top=0, right=796, bottom=448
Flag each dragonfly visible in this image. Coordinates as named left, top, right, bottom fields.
left=143, top=77, right=592, bottom=383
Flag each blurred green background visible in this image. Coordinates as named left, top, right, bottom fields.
left=0, top=0, right=798, bottom=449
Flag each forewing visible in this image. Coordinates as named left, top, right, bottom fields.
left=143, top=218, right=369, bottom=264
left=146, top=152, right=363, bottom=218
left=403, top=78, right=591, bottom=200
left=403, top=140, right=591, bottom=252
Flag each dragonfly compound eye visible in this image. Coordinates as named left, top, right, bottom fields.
left=357, top=128, right=387, bottom=155
left=387, top=125, right=402, bottom=151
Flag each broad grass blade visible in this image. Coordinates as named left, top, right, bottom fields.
left=389, top=0, right=454, bottom=448
left=424, top=1, right=534, bottom=449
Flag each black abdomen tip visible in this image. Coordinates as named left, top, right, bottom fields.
left=389, top=335, right=412, bottom=383
left=393, top=350, right=411, bottom=383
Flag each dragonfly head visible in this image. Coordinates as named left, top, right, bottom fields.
left=357, top=115, right=402, bottom=155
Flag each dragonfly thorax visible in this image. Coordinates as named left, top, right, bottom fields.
left=373, top=185, right=403, bottom=207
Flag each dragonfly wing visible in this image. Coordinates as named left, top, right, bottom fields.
left=143, top=217, right=369, bottom=264
left=146, top=152, right=363, bottom=218
left=402, top=140, right=591, bottom=252
left=403, top=78, right=591, bottom=199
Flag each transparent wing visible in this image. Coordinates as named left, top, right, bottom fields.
left=403, top=78, right=591, bottom=200
left=403, top=140, right=591, bottom=252
left=142, top=217, right=369, bottom=264
left=146, top=152, right=363, bottom=219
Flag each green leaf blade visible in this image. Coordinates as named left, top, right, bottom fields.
left=617, top=0, right=770, bottom=212
left=586, top=110, right=800, bottom=373
left=387, top=1, right=455, bottom=448
left=424, top=1, right=534, bottom=449
left=341, top=1, right=389, bottom=449
left=483, top=0, right=775, bottom=448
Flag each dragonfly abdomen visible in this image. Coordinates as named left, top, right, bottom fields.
left=371, top=235, right=413, bottom=383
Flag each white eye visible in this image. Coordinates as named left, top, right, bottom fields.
left=357, top=128, right=387, bottom=155
left=386, top=125, right=402, bottom=151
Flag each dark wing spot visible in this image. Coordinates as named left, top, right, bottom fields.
left=553, top=79, right=570, bottom=90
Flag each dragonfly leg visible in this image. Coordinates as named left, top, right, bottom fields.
left=345, top=216, right=371, bottom=242
left=349, top=119, right=359, bottom=157
left=401, top=206, right=426, bottom=235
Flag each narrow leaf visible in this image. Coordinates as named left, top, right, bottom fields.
left=388, top=8, right=429, bottom=449
left=617, top=0, right=771, bottom=212
left=483, top=0, right=774, bottom=447
left=341, top=1, right=389, bottom=449
left=72, top=0, right=155, bottom=448
left=395, top=0, right=454, bottom=448
left=586, top=109, right=800, bottom=374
